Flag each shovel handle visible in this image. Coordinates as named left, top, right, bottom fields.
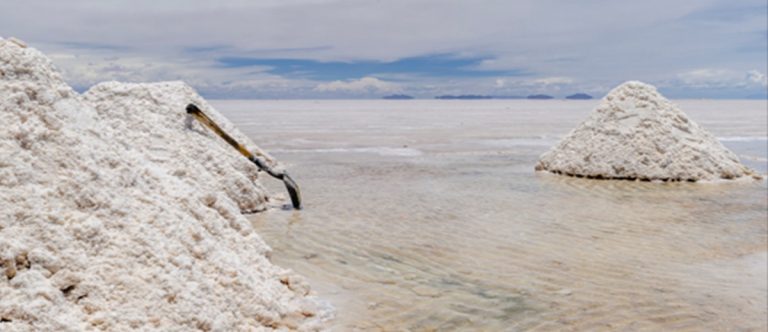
left=186, top=104, right=253, bottom=159
left=186, top=103, right=302, bottom=209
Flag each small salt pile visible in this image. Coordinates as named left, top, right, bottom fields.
left=0, top=38, right=318, bottom=330
left=536, top=81, right=759, bottom=181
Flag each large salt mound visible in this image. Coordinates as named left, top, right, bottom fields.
left=0, top=38, right=317, bottom=330
left=536, top=81, right=758, bottom=181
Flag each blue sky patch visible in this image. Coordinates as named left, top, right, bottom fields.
left=216, top=54, right=527, bottom=80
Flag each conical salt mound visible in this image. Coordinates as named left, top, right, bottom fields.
left=536, top=81, right=759, bottom=181
left=0, top=38, right=318, bottom=330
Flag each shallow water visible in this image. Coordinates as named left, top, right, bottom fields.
left=214, top=100, right=768, bottom=331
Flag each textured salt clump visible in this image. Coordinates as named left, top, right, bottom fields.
left=0, top=39, right=319, bottom=330
left=536, top=81, right=758, bottom=181
left=84, top=81, right=275, bottom=212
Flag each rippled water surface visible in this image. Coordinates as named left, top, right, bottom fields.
left=213, top=100, right=768, bottom=331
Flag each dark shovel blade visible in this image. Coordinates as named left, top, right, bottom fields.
left=282, top=173, right=302, bottom=209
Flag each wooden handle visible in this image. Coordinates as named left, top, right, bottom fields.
left=186, top=104, right=253, bottom=159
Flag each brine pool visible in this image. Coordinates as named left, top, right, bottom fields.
left=214, top=100, right=767, bottom=331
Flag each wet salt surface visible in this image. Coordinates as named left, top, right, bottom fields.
left=213, top=100, right=768, bottom=331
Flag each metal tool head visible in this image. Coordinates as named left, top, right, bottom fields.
left=282, top=173, right=302, bottom=210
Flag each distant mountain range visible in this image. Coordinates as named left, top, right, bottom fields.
left=435, top=94, right=493, bottom=99
left=382, top=94, right=415, bottom=100
left=492, top=95, right=526, bottom=99
left=565, top=93, right=593, bottom=100
left=381, top=93, right=595, bottom=100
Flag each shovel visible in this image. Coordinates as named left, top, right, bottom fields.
left=186, top=103, right=302, bottom=209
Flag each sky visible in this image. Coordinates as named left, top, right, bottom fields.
left=1, top=0, right=766, bottom=99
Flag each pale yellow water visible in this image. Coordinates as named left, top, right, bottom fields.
left=214, top=100, right=768, bottom=331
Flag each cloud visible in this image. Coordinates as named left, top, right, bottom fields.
left=532, top=77, right=574, bottom=85
left=747, top=70, right=767, bottom=87
left=677, top=69, right=736, bottom=87
left=44, top=50, right=318, bottom=98
left=314, top=77, right=400, bottom=94
left=489, top=76, right=580, bottom=94
left=677, top=68, right=768, bottom=88
left=0, top=0, right=765, bottom=98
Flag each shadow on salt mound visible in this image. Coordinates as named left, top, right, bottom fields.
left=83, top=81, right=277, bottom=212
left=535, top=81, right=760, bottom=182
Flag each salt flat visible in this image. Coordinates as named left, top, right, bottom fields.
left=214, top=99, right=768, bottom=330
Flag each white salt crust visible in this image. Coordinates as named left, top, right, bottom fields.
left=536, top=81, right=759, bottom=181
left=83, top=81, right=274, bottom=213
left=0, top=38, right=319, bottom=331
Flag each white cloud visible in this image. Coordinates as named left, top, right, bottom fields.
left=677, top=68, right=768, bottom=88
left=43, top=50, right=319, bottom=98
left=677, top=69, right=735, bottom=87
left=1, top=0, right=765, bottom=98
left=490, top=76, right=578, bottom=92
left=746, top=70, right=767, bottom=87
left=314, top=77, right=400, bottom=94
left=532, top=77, right=574, bottom=85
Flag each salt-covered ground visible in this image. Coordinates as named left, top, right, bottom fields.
left=213, top=99, right=767, bottom=330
